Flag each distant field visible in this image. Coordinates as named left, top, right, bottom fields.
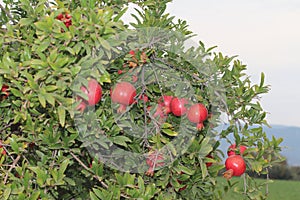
left=216, top=177, right=300, bottom=200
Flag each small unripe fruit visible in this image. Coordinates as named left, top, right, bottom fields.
left=227, top=144, right=247, bottom=156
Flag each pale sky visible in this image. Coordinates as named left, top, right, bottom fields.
left=165, top=0, right=300, bottom=127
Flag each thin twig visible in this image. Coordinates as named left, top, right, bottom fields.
left=266, top=168, right=269, bottom=195
left=4, top=154, right=21, bottom=184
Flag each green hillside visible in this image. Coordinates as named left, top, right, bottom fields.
left=217, top=177, right=300, bottom=200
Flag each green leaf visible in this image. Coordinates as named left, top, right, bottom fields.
left=138, top=176, right=145, bottom=194
left=44, top=93, right=55, bottom=107
left=162, top=123, right=173, bottom=129
left=37, top=38, right=51, bottom=53
left=200, top=160, right=208, bottom=180
left=99, top=37, right=111, bottom=51
left=29, top=191, right=40, bottom=200
left=38, top=93, right=46, bottom=108
left=3, top=187, right=11, bottom=200
left=57, top=106, right=66, bottom=127
left=162, top=129, right=178, bottom=137
left=28, top=167, right=47, bottom=187
left=34, top=21, right=50, bottom=32
left=9, top=137, right=19, bottom=153
left=19, top=18, right=34, bottom=27
left=58, top=159, right=70, bottom=177
left=112, top=136, right=132, bottom=147
left=10, top=88, right=23, bottom=97
left=114, top=7, right=128, bottom=22
left=99, top=73, right=111, bottom=83
left=91, top=188, right=103, bottom=200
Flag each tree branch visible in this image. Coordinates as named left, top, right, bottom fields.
left=4, top=154, right=21, bottom=184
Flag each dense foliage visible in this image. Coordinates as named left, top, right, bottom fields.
left=0, top=0, right=283, bottom=199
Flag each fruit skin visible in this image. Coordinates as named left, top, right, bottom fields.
left=0, top=141, right=7, bottom=155
left=1, top=84, right=9, bottom=99
left=158, top=95, right=173, bottom=115
left=129, top=50, right=135, bottom=56
left=170, top=97, right=189, bottom=116
left=187, top=103, right=208, bottom=123
left=227, top=144, right=247, bottom=156
left=223, top=155, right=246, bottom=180
left=80, top=79, right=102, bottom=106
left=111, top=82, right=136, bottom=112
left=56, top=13, right=72, bottom=28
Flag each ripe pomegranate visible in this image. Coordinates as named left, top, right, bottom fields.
left=170, top=97, right=189, bottom=116
left=56, top=13, right=72, bottom=28
left=187, top=103, right=208, bottom=123
left=79, top=79, right=102, bottom=106
left=0, top=141, right=6, bottom=155
left=145, top=150, right=165, bottom=176
left=111, top=82, right=136, bottom=113
left=223, top=155, right=246, bottom=180
left=1, top=84, right=9, bottom=99
left=227, top=144, right=247, bottom=156
left=158, top=95, right=173, bottom=115
left=129, top=50, right=135, bottom=56
left=139, top=94, right=149, bottom=103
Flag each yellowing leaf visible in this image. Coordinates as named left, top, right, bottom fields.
left=58, top=106, right=66, bottom=127
left=162, top=129, right=178, bottom=137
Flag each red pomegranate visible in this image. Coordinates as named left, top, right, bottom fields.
left=56, top=13, right=72, bottom=28
left=170, top=97, right=189, bottom=116
left=158, top=95, right=173, bottom=115
left=223, top=155, right=246, bottom=180
left=111, top=82, right=136, bottom=112
left=1, top=84, right=9, bottom=99
left=80, top=78, right=102, bottom=106
left=0, top=141, right=6, bottom=155
left=187, top=103, right=208, bottom=123
left=227, top=144, right=247, bottom=156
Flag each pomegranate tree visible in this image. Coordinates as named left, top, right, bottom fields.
left=0, top=0, right=283, bottom=199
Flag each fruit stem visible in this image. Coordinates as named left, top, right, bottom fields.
left=117, top=104, right=127, bottom=113
left=223, top=169, right=234, bottom=180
